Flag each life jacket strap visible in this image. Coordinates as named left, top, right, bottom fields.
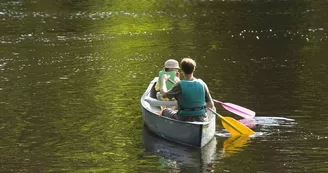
left=180, top=106, right=206, bottom=111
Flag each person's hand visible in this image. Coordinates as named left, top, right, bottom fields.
left=162, top=74, right=170, bottom=81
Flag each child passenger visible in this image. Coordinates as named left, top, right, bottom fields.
left=155, top=59, right=180, bottom=101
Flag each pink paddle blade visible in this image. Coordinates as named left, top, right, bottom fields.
left=213, top=99, right=255, bottom=119
left=239, top=118, right=256, bottom=128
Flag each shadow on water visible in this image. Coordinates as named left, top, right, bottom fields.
left=142, top=125, right=217, bottom=172
left=142, top=123, right=258, bottom=172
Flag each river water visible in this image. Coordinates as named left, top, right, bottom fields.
left=1, top=0, right=328, bottom=172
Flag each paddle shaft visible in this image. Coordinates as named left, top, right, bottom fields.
left=212, top=99, right=255, bottom=119
left=167, top=78, right=176, bottom=85
left=207, top=108, right=243, bottom=134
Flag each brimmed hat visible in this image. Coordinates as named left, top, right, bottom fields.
left=164, top=59, right=180, bottom=69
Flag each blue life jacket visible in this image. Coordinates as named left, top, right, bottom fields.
left=177, top=79, right=206, bottom=116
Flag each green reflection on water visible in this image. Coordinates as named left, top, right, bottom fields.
left=0, top=0, right=195, bottom=172
left=1, top=0, right=328, bottom=172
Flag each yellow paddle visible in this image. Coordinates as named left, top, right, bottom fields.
left=166, top=78, right=254, bottom=135
left=207, top=108, right=255, bottom=135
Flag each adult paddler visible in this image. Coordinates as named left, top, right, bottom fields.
left=160, top=58, right=214, bottom=122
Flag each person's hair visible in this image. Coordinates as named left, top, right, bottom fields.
left=180, top=58, right=196, bottom=74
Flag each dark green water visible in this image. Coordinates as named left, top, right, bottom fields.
left=1, top=0, right=328, bottom=172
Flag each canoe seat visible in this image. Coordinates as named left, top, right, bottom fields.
left=144, top=96, right=177, bottom=106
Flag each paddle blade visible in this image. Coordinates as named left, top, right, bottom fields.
left=239, top=118, right=257, bottom=128
left=207, top=108, right=255, bottom=136
left=214, top=99, right=255, bottom=119
left=221, top=117, right=255, bottom=135
left=223, top=135, right=251, bottom=157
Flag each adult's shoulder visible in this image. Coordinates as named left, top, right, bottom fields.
left=197, top=78, right=204, bottom=82
left=196, top=78, right=210, bottom=91
left=196, top=78, right=207, bottom=85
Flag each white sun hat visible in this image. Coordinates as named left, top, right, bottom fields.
left=164, top=59, right=180, bottom=69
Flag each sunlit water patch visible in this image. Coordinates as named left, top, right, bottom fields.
left=255, top=116, right=295, bottom=125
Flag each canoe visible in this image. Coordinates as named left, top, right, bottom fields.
left=140, top=77, right=216, bottom=147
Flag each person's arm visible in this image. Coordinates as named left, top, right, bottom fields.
left=204, top=83, right=214, bottom=109
left=174, top=76, right=180, bottom=83
left=160, top=74, right=170, bottom=96
left=161, top=74, right=180, bottom=99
